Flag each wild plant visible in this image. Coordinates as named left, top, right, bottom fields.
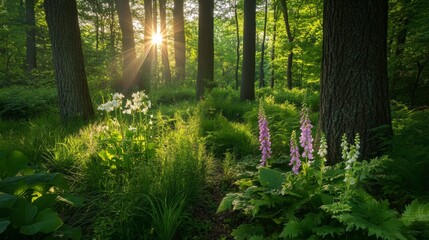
left=258, top=104, right=271, bottom=167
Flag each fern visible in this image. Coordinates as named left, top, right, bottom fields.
left=402, top=200, right=429, bottom=226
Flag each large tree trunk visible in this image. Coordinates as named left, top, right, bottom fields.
left=173, top=0, right=185, bottom=81
left=279, top=0, right=294, bottom=89
left=114, top=0, right=138, bottom=93
left=142, top=0, right=154, bottom=92
left=159, top=0, right=171, bottom=82
left=25, top=0, right=36, bottom=72
left=196, top=0, right=214, bottom=100
left=240, top=0, right=256, bottom=101
left=320, top=0, right=392, bottom=163
left=44, top=0, right=94, bottom=120
left=259, top=0, right=268, bottom=88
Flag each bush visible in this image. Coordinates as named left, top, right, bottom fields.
left=0, top=86, right=57, bottom=119
left=256, top=87, right=319, bottom=112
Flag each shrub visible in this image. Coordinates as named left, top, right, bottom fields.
left=0, top=86, right=57, bottom=119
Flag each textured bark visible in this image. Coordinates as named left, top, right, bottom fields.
left=159, top=0, right=171, bottom=82
left=142, top=0, right=154, bottom=92
left=320, top=0, right=392, bottom=163
left=196, top=0, right=214, bottom=100
left=44, top=0, right=94, bottom=120
left=25, top=0, right=36, bottom=72
left=279, top=0, right=294, bottom=89
left=240, top=0, right=256, bottom=101
left=173, top=0, right=186, bottom=81
left=114, top=0, right=138, bottom=92
left=259, top=0, right=268, bottom=88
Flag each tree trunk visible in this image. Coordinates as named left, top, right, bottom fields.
left=142, top=0, right=154, bottom=92
left=25, top=0, right=36, bottom=72
left=279, top=0, right=294, bottom=89
left=159, top=0, right=171, bottom=82
left=270, top=4, right=278, bottom=88
left=196, top=0, right=214, bottom=100
left=240, top=0, right=256, bottom=101
left=173, top=0, right=185, bottom=81
left=44, top=0, right=94, bottom=120
left=114, top=0, right=138, bottom=93
left=391, top=17, right=408, bottom=97
left=259, top=0, right=268, bottom=88
left=152, top=0, right=158, bottom=82
left=320, top=0, right=392, bottom=163
left=410, top=59, right=428, bottom=106
left=234, top=0, right=240, bottom=90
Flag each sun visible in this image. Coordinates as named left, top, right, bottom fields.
left=152, top=33, right=163, bottom=45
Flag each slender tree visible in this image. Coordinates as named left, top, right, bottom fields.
left=279, top=0, right=294, bottom=89
left=114, top=0, right=138, bottom=92
left=270, top=3, right=279, bottom=88
left=196, top=0, right=214, bottom=100
left=320, top=0, right=392, bottom=163
left=159, top=0, right=172, bottom=82
left=173, top=0, right=185, bottom=81
left=259, top=0, right=268, bottom=88
left=153, top=0, right=158, bottom=81
left=234, top=0, right=240, bottom=90
left=142, top=0, right=154, bottom=91
left=25, top=0, right=36, bottom=72
left=44, top=0, right=94, bottom=120
left=240, top=0, right=256, bottom=100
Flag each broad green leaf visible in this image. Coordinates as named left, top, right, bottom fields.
left=217, top=193, right=237, bottom=213
left=231, top=224, right=264, bottom=240
left=0, top=192, right=17, bottom=208
left=20, top=208, right=63, bottom=235
left=0, top=219, right=11, bottom=233
left=10, top=198, right=38, bottom=225
left=52, top=225, right=82, bottom=240
left=33, top=194, right=57, bottom=211
left=57, top=194, right=84, bottom=207
left=0, top=173, right=68, bottom=194
left=258, top=167, right=285, bottom=189
left=0, top=150, right=29, bottom=179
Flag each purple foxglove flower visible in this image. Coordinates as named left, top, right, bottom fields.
left=289, top=131, right=301, bottom=174
left=299, top=107, right=314, bottom=160
left=258, top=107, right=271, bottom=166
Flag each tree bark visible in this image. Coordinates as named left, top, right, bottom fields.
left=320, top=0, right=392, bottom=163
left=270, top=4, right=278, bottom=88
left=25, top=0, right=36, bottom=72
left=114, top=0, right=138, bottom=93
left=173, top=0, right=186, bottom=81
left=259, top=0, right=268, bottom=88
left=44, top=0, right=94, bottom=120
left=240, top=0, right=256, bottom=101
left=159, top=0, right=171, bottom=82
left=234, top=0, right=240, bottom=90
left=279, top=0, right=294, bottom=89
left=142, top=0, right=154, bottom=92
left=196, top=0, right=214, bottom=100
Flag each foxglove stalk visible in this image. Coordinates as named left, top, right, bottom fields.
left=318, top=134, right=328, bottom=162
left=289, top=131, right=301, bottom=174
left=299, top=107, right=314, bottom=160
left=258, top=107, right=271, bottom=166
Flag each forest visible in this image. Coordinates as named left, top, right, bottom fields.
left=0, top=0, right=428, bottom=239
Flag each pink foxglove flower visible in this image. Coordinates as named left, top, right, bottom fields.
left=299, top=107, right=314, bottom=160
left=258, top=106, right=271, bottom=166
left=289, top=131, right=301, bottom=174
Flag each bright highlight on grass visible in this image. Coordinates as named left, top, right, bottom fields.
left=152, top=33, right=163, bottom=45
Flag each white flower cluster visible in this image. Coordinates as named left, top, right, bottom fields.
left=97, top=93, right=124, bottom=112
left=317, top=134, right=328, bottom=162
left=97, top=91, right=151, bottom=115
left=342, top=133, right=360, bottom=185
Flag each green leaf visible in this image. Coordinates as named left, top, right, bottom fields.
left=402, top=200, right=429, bottom=226
left=231, top=224, right=264, bottom=240
left=20, top=208, right=63, bottom=235
left=217, top=193, right=237, bottom=213
left=55, top=225, right=82, bottom=240
left=0, top=150, right=29, bottom=179
left=57, top=194, right=84, bottom=207
left=10, top=198, right=38, bottom=225
left=0, top=192, right=17, bottom=208
left=0, top=219, right=11, bottom=233
left=33, top=194, right=57, bottom=211
left=258, top=167, right=285, bottom=189
left=0, top=173, right=68, bottom=194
